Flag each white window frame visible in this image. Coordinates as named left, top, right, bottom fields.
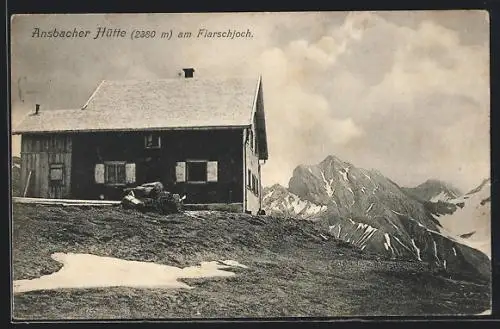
left=104, top=161, right=127, bottom=186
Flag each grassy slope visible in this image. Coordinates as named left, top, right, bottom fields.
left=12, top=204, right=491, bottom=319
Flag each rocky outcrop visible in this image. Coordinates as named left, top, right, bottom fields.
left=262, top=155, right=491, bottom=282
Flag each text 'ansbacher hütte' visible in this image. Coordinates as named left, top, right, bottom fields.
left=31, top=27, right=254, bottom=40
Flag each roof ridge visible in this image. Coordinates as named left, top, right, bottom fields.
left=102, top=76, right=259, bottom=83
left=82, top=80, right=106, bottom=109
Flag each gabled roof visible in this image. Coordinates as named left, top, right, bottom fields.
left=13, top=76, right=269, bottom=159
left=14, top=76, right=263, bottom=132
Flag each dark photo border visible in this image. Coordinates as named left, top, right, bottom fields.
left=4, top=0, right=499, bottom=327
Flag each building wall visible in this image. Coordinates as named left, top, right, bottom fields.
left=244, top=117, right=262, bottom=214
left=20, top=134, right=72, bottom=198
left=70, top=129, right=244, bottom=203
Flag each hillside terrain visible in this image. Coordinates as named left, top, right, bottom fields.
left=262, top=155, right=491, bottom=282
left=12, top=203, right=490, bottom=319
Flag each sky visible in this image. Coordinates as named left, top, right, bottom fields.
left=10, top=11, right=490, bottom=192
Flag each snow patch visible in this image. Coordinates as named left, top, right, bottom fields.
left=361, top=171, right=371, bottom=180
left=263, top=190, right=274, bottom=202
left=434, top=180, right=491, bottom=259
left=408, top=217, right=426, bottom=229
left=321, top=171, right=335, bottom=197
left=365, top=203, right=374, bottom=214
left=270, top=190, right=326, bottom=217
left=393, top=236, right=412, bottom=253
left=411, top=239, right=422, bottom=261
left=357, top=224, right=378, bottom=248
left=430, top=191, right=450, bottom=202
left=220, top=260, right=248, bottom=269
left=433, top=240, right=440, bottom=262
left=13, top=253, right=248, bottom=294
left=340, top=169, right=348, bottom=182
left=383, top=233, right=394, bottom=255
left=329, top=225, right=342, bottom=239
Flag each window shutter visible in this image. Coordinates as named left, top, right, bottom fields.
left=176, top=162, right=186, bottom=182
left=125, top=163, right=136, bottom=184
left=95, top=164, right=105, bottom=184
left=207, top=161, right=218, bottom=182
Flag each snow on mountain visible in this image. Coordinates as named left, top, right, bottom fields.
left=262, top=155, right=491, bottom=281
left=432, top=179, right=491, bottom=259
left=263, top=184, right=327, bottom=219
left=402, top=179, right=462, bottom=202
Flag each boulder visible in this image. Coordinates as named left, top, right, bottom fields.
left=155, top=191, right=183, bottom=214
left=123, top=181, right=164, bottom=199
left=121, top=182, right=184, bottom=215
left=122, top=191, right=145, bottom=210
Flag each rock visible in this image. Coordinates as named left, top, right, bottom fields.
left=155, top=191, right=183, bottom=215
left=121, top=182, right=183, bottom=215
left=121, top=192, right=144, bottom=210
left=123, top=181, right=164, bottom=199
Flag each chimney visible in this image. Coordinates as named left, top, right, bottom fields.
left=182, top=68, right=195, bottom=78
left=35, top=104, right=40, bottom=115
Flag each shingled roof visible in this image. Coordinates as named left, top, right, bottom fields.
left=13, top=75, right=269, bottom=160
left=14, top=76, right=262, bottom=132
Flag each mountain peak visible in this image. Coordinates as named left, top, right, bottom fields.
left=321, top=154, right=343, bottom=163
left=403, top=179, right=462, bottom=202
left=319, top=155, right=354, bottom=169
left=420, top=179, right=453, bottom=188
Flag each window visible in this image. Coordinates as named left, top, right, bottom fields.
left=105, top=162, right=126, bottom=185
left=247, top=172, right=259, bottom=196
left=187, top=161, right=207, bottom=182
left=248, top=130, right=254, bottom=151
left=176, top=161, right=217, bottom=183
left=145, top=133, right=161, bottom=149
left=95, top=162, right=135, bottom=185
left=49, top=164, right=64, bottom=182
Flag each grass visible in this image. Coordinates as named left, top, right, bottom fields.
left=11, top=203, right=491, bottom=319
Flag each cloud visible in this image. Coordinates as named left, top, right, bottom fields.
left=256, top=12, right=489, bottom=191
left=252, top=39, right=364, bottom=185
